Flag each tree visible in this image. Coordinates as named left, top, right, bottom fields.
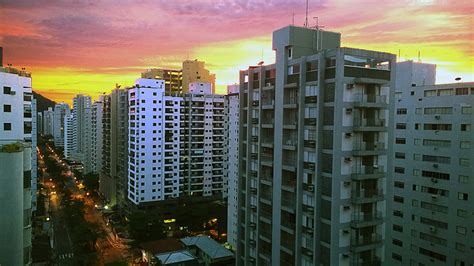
left=128, top=211, right=165, bottom=243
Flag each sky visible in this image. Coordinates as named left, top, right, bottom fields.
left=0, top=0, right=472, bottom=104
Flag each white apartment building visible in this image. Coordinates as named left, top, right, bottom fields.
left=43, top=107, right=54, bottom=136
left=237, top=26, right=395, bottom=266
left=225, top=84, right=240, bottom=251
left=0, top=64, right=34, bottom=265
left=91, top=99, right=103, bottom=173
left=127, top=79, right=225, bottom=205
left=53, top=102, right=70, bottom=147
left=387, top=61, right=474, bottom=266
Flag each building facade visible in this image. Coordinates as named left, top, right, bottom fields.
left=0, top=64, right=34, bottom=265
left=127, top=79, right=225, bottom=205
left=236, top=26, right=395, bottom=266
left=100, top=88, right=129, bottom=208
left=225, top=84, right=240, bottom=251
left=182, top=60, right=216, bottom=93
left=43, top=107, right=54, bottom=136
left=142, top=68, right=182, bottom=94
left=91, top=99, right=104, bottom=174
left=387, top=61, right=474, bottom=265
left=53, top=102, right=70, bottom=147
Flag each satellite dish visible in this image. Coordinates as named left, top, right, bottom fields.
left=257, top=61, right=264, bottom=66
left=455, top=77, right=462, bottom=81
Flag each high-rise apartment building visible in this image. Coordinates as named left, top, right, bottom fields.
left=142, top=68, right=182, bottom=94
left=182, top=59, right=216, bottom=93
left=43, top=107, right=54, bottom=136
left=387, top=61, right=474, bottom=265
left=53, top=102, right=70, bottom=147
left=37, top=111, right=43, bottom=136
left=237, top=25, right=395, bottom=266
left=127, top=79, right=225, bottom=205
left=225, top=84, right=240, bottom=251
left=0, top=62, right=34, bottom=265
left=100, top=88, right=129, bottom=208
left=64, top=113, right=76, bottom=159
left=91, top=99, right=104, bottom=173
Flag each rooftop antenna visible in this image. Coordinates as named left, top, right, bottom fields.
left=418, top=51, right=421, bottom=62
left=292, top=13, right=295, bottom=26
left=398, top=49, right=401, bottom=61
left=304, top=0, right=309, bottom=27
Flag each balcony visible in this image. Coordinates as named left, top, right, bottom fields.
left=352, top=142, right=385, bottom=155
left=252, top=100, right=260, bottom=107
left=283, top=97, right=298, bottom=108
left=304, top=139, right=316, bottom=149
left=282, top=139, right=297, bottom=150
left=350, top=257, right=382, bottom=266
left=305, top=95, right=317, bottom=104
left=306, top=70, right=318, bottom=82
left=351, top=166, right=385, bottom=180
left=261, top=119, right=274, bottom=128
left=351, top=212, right=383, bottom=228
left=282, top=158, right=296, bottom=171
left=352, top=93, right=388, bottom=108
left=261, top=154, right=273, bottom=166
left=251, top=118, right=259, bottom=124
left=351, top=189, right=384, bottom=204
left=261, top=99, right=274, bottom=109
left=353, top=118, right=386, bottom=131
left=304, top=118, right=317, bottom=126
left=286, top=74, right=299, bottom=85
left=350, top=233, right=383, bottom=252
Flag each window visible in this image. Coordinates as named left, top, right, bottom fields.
left=422, top=155, right=450, bottom=164
left=393, top=224, right=403, bottom=232
left=394, top=167, right=405, bottom=174
left=455, top=243, right=466, bottom=252
left=394, top=181, right=404, bottom=188
left=459, top=158, right=469, bottom=166
left=392, top=239, right=403, bottom=247
left=456, top=87, right=469, bottom=95
left=437, top=89, right=453, bottom=96
left=456, top=226, right=466, bottom=235
left=419, top=247, right=446, bottom=262
left=3, top=86, right=12, bottom=94
left=396, top=123, right=406, bottom=129
left=415, top=108, right=422, bottom=114
left=3, top=105, right=11, bottom=112
left=395, top=138, right=406, bottom=144
left=396, top=108, right=407, bottom=115
left=461, top=106, right=472, bottom=114
left=393, top=210, right=403, bottom=217
left=422, top=170, right=450, bottom=180
left=460, top=141, right=470, bottom=149
left=412, top=200, right=418, bottom=207
left=392, top=253, right=402, bottom=261
left=459, top=175, right=469, bottom=183
left=413, top=169, right=420, bottom=176
left=423, top=139, right=451, bottom=147
left=460, top=124, right=471, bottom=131
left=413, top=154, right=421, bottom=161
left=414, top=138, right=421, bottom=145
left=394, top=196, right=404, bottom=203
left=3, top=123, right=11, bottom=131
left=419, top=232, right=447, bottom=246
left=458, top=192, right=468, bottom=201
left=424, top=90, right=436, bottom=97
left=423, top=124, right=452, bottom=131
left=420, top=201, right=448, bottom=213
left=395, top=152, right=405, bottom=159
left=457, top=209, right=468, bottom=218
left=415, top=123, right=420, bottom=130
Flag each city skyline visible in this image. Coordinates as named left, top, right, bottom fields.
left=1, top=0, right=473, bottom=104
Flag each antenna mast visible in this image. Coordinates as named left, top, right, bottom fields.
left=305, top=0, right=309, bottom=27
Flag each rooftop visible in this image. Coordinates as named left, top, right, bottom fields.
left=0, top=66, right=31, bottom=77
left=180, top=236, right=234, bottom=260
left=155, top=250, right=196, bottom=265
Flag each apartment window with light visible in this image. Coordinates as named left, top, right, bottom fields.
left=460, top=124, right=470, bottom=131
left=396, top=108, right=407, bottom=115
left=395, top=138, right=406, bottom=144
left=396, top=123, right=406, bottom=129
left=459, top=158, right=469, bottom=166
left=458, top=192, right=468, bottom=201
left=456, top=226, right=466, bottom=235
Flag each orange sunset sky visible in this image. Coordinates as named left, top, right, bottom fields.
left=1, top=0, right=473, bottom=104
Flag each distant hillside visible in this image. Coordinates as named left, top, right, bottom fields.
left=33, top=91, right=56, bottom=113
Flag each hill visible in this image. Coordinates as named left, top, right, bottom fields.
left=33, top=91, right=56, bottom=113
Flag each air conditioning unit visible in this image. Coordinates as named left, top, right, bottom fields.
left=347, top=84, right=354, bottom=89
left=430, top=226, right=437, bottom=233
left=346, top=108, right=353, bottom=114
left=345, top=133, right=353, bottom=138
left=431, top=178, right=438, bottom=183
left=344, top=157, right=352, bottom=162
left=343, top=181, right=351, bottom=187
left=307, top=185, right=315, bottom=192
left=434, top=115, right=441, bottom=120
left=342, top=253, right=350, bottom=258
left=373, top=165, right=379, bottom=169
left=10, top=91, right=16, bottom=95
left=343, top=205, right=351, bottom=210
left=266, top=83, right=271, bottom=87
left=343, top=229, right=350, bottom=234
left=431, top=195, right=438, bottom=200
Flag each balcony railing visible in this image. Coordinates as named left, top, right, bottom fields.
left=351, top=165, right=385, bottom=180
left=353, top=118, right=385, bottom=128
left=350, top=257, right=382, bottom=266
left=353, top=93, right=387, bottom=104
left=351, top=189, right=384, bottom=203
left=351, top=211, right=383, bottom=226
left=353, top=142, right=385, bottom=151
left=350, top=233, right=383, bottom=248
